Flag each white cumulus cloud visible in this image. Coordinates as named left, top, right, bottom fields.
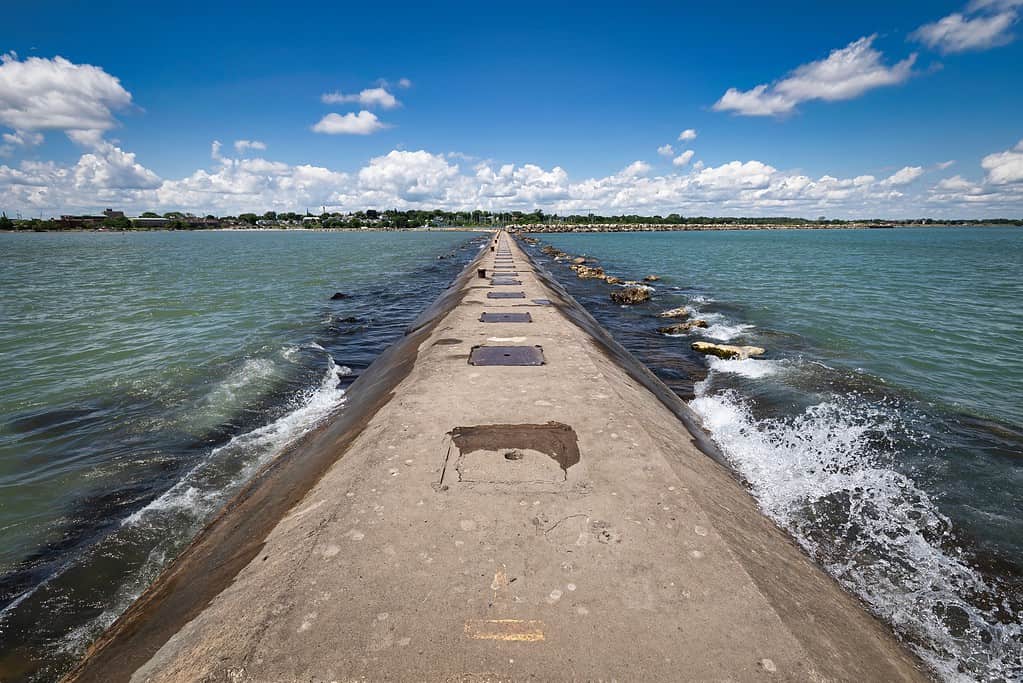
left=911, top=10, right=1017, bottom=53
left=713, top=36, right=916, bottom=116
left=620, top=160, right=651, bottom=177
left=312, top=111, right=387, bottom=135
left=234, top=139, right=267, bottom=154
left=657, top=144, right=674, bottom=157
left=672, top=150, right=695, bottom=167
left=320, top=87, right=399, bottom=109
left=981, top=139, right=1023, bottom=184
left=678, top=129, right=697, bottom=142
left=0, top=53, right=133, bottom=133
left=881, top=166, right=925, bottom=186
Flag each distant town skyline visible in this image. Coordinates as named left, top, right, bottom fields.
left=1, top=0, right=1022, bottom=218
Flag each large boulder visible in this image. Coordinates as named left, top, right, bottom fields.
left=644, top=274, right=660, bottom=282
left=610, top=286, right=652, bottom=304
left=571, top=264, right=606, bottom=279
left=657, top=306, right=689, bottom=318
left=658, top=320, right=708, bottom=334
left=603, top=275, right=622, bottom=285
left=691, top=342, right=765, bottom=359
left=330, top=292, right=349, bottom=300
left=572, top=256, right=587, bottom=265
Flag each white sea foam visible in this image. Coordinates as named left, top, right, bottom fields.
left=45, top=354, right=351, bottom=656
left=124, top=355, right=345, bottom=528
left=200, top=357, right=278, bottom=414
left=705, top=356, right=780, bottom=379
left=700, top=322, right=755, bottom=341
left=689, top=389, right=1021, bottom=681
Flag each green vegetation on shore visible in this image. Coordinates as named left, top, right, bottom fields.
left=1, top=208, right=1019, bottom=231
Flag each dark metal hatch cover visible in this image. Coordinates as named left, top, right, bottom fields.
left=487, top=291, right=525, bottom=299
left=469, top=345, right=545, bottom=366
left=480, top=312, right=532, bottom=323
left=491, top=278, right=523, bottom=286
left=532, top=298, right=553, bottom=306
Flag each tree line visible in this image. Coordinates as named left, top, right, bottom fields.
left=1, top=209, right=1019, bottom=231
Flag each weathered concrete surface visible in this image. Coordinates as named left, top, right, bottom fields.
left=68, top=232, right=927, bottom=682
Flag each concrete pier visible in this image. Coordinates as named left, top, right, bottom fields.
left=67, top=232, right=926, bottom=682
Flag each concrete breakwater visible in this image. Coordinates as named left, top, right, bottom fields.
left=66, top=232, right=925, bottom=682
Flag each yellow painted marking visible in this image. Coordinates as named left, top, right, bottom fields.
left=464, top=619, right=545, bottom=642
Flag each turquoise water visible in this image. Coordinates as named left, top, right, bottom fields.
left=532, top=227, right=1022, bottom=682
left=0, top=230, right=484, bottom=680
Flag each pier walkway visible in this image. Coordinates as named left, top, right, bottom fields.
left=69, top=232, right=924, bottom=681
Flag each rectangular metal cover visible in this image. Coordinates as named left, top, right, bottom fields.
left=480, top=312, right=532, bottom=323
left=469, top=345, right=545, bottom=366
left=487, top=291, right=525, bottom=299
left=491, top=279, right=523, bottom=285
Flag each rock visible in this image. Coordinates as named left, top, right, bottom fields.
left=603, top=275, right=622, bottom=285
left=610, top=286, right=652, bottom=304
left=657, top=306, right=689, bottom=318
left=657, top=320, right=708, bottom=334
left=330, top=292, right=349, bottom=300
left=571, top=264, right=606, bottom=279
left=572, top=256, right=587, bottom=265
left=691, top=342, right=765, bottom=359
left=644, top=274, right=660, bottom=282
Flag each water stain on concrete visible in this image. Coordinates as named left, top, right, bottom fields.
left=449, top=422, right=581, bottom=477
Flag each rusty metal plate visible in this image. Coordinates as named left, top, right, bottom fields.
left=487, top=291, right=525, bottom=299
left=491, top=278, right=522, bottom=286
left=469, top=345, right=545, bottom=366
left=480, top=312, right=532, bottom=323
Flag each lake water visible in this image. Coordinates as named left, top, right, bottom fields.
left=529, top=227, right=1022, bottom=682
left=0, top=230, right=485, bottom=681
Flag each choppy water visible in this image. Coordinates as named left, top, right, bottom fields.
left=0, top=229, right=484, bottom=681
left=528, top=227, right=1022, bottom=682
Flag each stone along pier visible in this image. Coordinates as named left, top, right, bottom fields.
left=67, top=232, right=926, bottom=681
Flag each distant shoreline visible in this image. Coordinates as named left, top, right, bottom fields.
left=514, top=222, right=1022, bottom=233
left=0, top=226, right=493, bottom=234
left=2, top=222, right=1019, bottom=234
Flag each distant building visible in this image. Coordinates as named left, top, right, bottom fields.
left=59, top=208, right=125, bottom=228
left=59, top=214, right=106, bottom=227
left=131, top=216, right=171, bottom=228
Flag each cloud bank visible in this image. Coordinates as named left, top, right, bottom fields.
left=3, top=139, right=1021, bottom=219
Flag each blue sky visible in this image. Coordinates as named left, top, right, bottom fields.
left=1, top=0, right=1021, bottom=217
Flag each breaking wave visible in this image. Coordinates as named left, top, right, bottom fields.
left=690, top=386, right=1022, bottom=681
left=60, top=354, right=346, bottom=655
